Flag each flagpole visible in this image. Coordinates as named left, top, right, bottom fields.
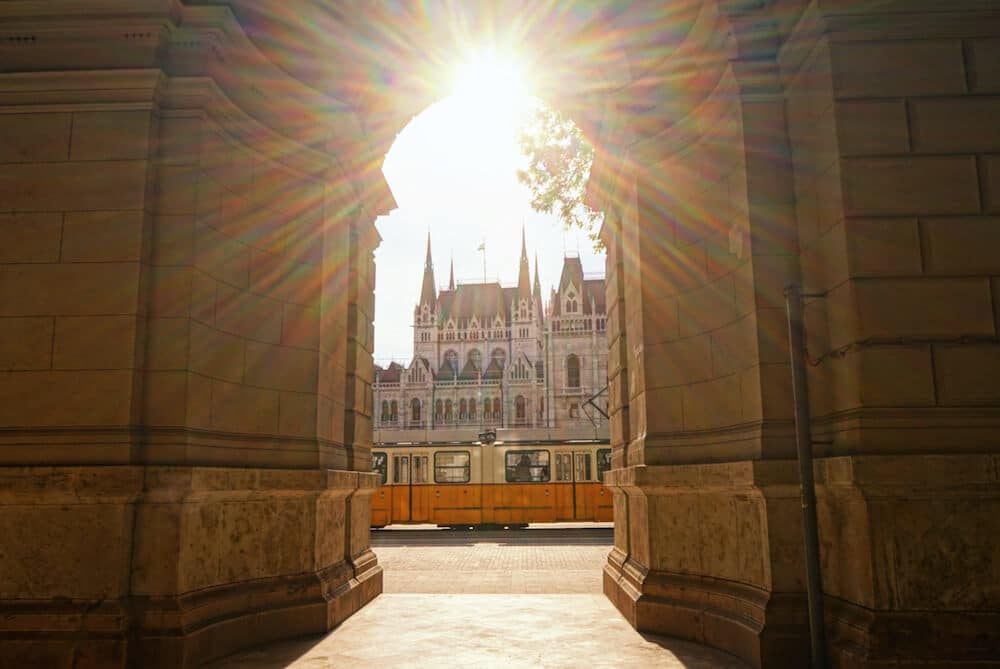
left=478, top=239, right=486, bottom=284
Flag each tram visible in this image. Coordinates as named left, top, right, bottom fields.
left=370, top=440, right=613, bottom=527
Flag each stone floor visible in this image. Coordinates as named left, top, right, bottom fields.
left=206, top=525, right=749, bottom=668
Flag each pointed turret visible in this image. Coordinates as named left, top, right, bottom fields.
left=517, top=226, right=531, bottom=302
left=448, top=256, right=455, bottom=291
left=419, top=232, right=436, bottom=308
left=533, top=253, right=544, bottom=323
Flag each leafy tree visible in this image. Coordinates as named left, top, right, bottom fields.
left=517, top=103, right=603, bottom=249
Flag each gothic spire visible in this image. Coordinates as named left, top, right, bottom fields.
left=517, top=225, right=531, bottom=301
left=420, top=232, right=436, bottom=307
left=533, top=252, right=541, bottom=300
left=448, top=255, right=455, bottom=291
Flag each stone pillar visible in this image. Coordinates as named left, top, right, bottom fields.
left=603, top=58, right=811, bottom=667
left=604, top=3, right=1000, bottom=668
left=785, top=5, right=1000, bottom=666
left=0, top=4, right=383, bottom=667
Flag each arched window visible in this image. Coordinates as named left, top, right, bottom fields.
left=468, top=349, right=482, bottom=367
left=444, top=349, right=458, bottom=372
left=411, top=398, right=421, bottom=422
left=493, top=397, right=502, bottom=420
left=515, top=395, right=526, bottom=421
left=567, top=354, right=580, bottom=388
left=389, top=400, right=398, bottom=422
left=469, top=398, right=477, bottom=419
left=491, top=347, right=506, bottom=368
left=483, top=397, right=491, bottom=420
left=435, top=399, right=443, bottom=421
left=445, top=399, right=453, bottom=422
left=380, top=400, right=389, bottom=422
left=459, top=398, right=467, bottom=420
left=538, top=398, right=545, bottom=420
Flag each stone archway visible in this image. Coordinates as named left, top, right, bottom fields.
left=1, top=2, right=999, bottom=668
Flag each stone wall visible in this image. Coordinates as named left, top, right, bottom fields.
left=0, top=3, right=385, bottom=667
left=601, top=2, right=1000, bottom=668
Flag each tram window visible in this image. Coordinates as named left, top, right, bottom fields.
left=575, top=453, right=592, bottom=481
left=394, top=455, right=409, bottom=484
left=413, top=455, right=429, bottom=483
left=434, top=451, right=471, bottom=483
left=372, top=452, right=387, bottom=485
left=505, top=450, right=550, bottom=483
left=597, top=449, right=612, bottom=482
left=555, top=453, right=573, bottom=481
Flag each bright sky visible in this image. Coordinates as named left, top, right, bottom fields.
left=373, top=54, right=605, bottom=364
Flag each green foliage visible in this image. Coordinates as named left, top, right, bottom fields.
left=517, top=104, right=603, bottom=249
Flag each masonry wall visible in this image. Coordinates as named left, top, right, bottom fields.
left=0, top=4, right=384, bottom=667
left=783, top=10, right=1000, bottom=664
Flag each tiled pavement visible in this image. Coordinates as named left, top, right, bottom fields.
left=206, top=525, right=750, bottom=668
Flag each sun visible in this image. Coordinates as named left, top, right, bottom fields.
left=453, top=53, right=529, bottom=103
left=449, top=52, right=536, bottom=130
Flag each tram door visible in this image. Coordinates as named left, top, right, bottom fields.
left=573, top=452, right=594, bottom=520
left=390, top=453, right=431, bottom=523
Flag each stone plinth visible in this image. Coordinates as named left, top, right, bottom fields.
left=603, top=462, right=810, bottom=668
left=0, top=466, right=381, bottom=669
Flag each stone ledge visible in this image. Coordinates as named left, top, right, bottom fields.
left=604, top=460, right=799, bottom=493
left=0, top=465, right=382, bottom=669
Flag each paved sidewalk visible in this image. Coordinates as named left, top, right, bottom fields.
left=206, top=526, right=749, bottom=668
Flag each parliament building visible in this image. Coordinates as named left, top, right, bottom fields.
left=374, top=233, right=609, bottom=444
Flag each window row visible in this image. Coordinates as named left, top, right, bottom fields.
left=372, top=448, right=612, bottom=486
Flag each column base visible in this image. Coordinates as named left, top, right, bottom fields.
left=604, top=553, right=809, bottom=668
left=0, top=466, right=382, bottom=669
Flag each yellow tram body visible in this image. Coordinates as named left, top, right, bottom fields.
left=370, top=441, right=613, bottom=527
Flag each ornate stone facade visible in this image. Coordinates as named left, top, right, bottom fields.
left=374, top=235, right=608, bottom=444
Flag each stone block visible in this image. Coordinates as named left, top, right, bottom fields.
left=676, top=274, right=737, bottom=338
left=842, top=156, right=980, bottom=216
left=0, top=113, right=71, bottom=163
left=151, top=215, right=195, bottom=266
left=845, top=218, right=922, bottom=278
left=0, top=370, right=133, bottom=427
left=0, top=160, right=148, bottom=211
left=922, top=217, right=1000, bottom=275
left=244, top=340, right=318, bottom=393
left=709, top=315, right=758, bottom=378
left=157, top=164, right=198, bottom=215
left=983, top=155, right=1000, bottom=214
left=910, top=97, right=1000, bottom=153
left=758, top=362, right=793, bottom=420
left=281, top=303, right=319, bottom=349
left=52, top=315, right=137, bottom=370
left=215, top=283, right=282, bottom=344
left=934, top=344, right=1000, bottom=406
left=857, top=345, right=935, bottom=407
left=0, top=502, right=130, bottom=599
left=969, top=38, right=1000, bottom=92
left=62, top=211, right=144, bottom=262
left=279, top=391, right=318, bottom=438
left=831, top=39, right=966, bottom=98
left=189, top=321, right=244, bottom=383
left=855, top=278, right=994, bottom=339
left=835, top=99, right=909, bottom=156
left=158, top=116, right=203, bottom=165
left=210, top=379, right=279, bottom=434
left=0, top=317, right=52, bottom=370
left=146, top=317, right=189, bottom=370
left=641, top=386, right=684, bottom=435
left=70, top=110, right=151, bottom=161
left=194, top=222, right=250, bottom=288
left=0, top=262, right=140, bottom=317
left=142, top=370, right=189, bottom=426
left=0, top=212, right=62, bottom=263
left=682, top=374, right=742, bottom=431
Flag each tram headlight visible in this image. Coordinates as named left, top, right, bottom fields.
left=478, top=430, right=497, bottom=446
